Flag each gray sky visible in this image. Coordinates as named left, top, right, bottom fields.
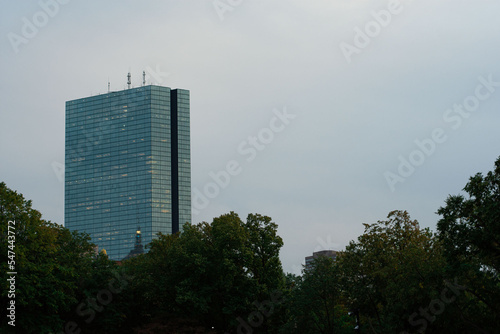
left=1, top=0, right=499, bottom=274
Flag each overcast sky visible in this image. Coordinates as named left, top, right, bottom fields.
left=1, top=0, right=499, bottom=274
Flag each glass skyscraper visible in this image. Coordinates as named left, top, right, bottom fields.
left=65, top=85, right=190, bottom=260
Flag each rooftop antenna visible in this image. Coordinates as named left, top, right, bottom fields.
left=142, top=71, right=146, bottom=86
left=127, top=72, right=131, bottom=89
left=108, top=78, right=110, bottom=93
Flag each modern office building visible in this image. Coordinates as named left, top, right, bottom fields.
left=65, top=85, right=190, bottom=260
left=305, top=250, right=337, bottom=271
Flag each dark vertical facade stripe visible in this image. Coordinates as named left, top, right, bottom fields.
left=170, top=90, right=179, bottom=233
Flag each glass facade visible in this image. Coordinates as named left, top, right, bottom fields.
left=65, top=85, right=190, bottom=260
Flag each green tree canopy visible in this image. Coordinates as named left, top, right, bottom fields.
left=437, top=156, right=500, bottom=332
left=283, top=256, right=351, bottom=334
left=123, top=211, right=285, bottom=333
left=337, top=210, right=447, bottom=333
left=0, top=182, right=94, bottom=333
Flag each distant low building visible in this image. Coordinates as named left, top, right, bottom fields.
left=305, top=250, right=337, bottom=271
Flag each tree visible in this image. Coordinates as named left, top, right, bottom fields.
left=64, top=252, right=136, bottom=334
left=174, top=213, right=255, bottom=329
left=337, top=210, right=448, bottom=333
left=276, top=272, right=303, bottom=334
left=284, top=256, right=351, bottom=334
left=121, top=233, right=180, bottom=326
left=123, top=212, right=285, bottom=333
left=0, top=182, right=95, bottom=333
left=244, top=213, right=285, bottom=333
left=437, top=156, right=500, bottom=332
left=245, top=213, right=284, bottom=297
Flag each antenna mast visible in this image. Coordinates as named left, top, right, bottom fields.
left=108, top=79, right=110, bottom=93
left=127, top=72, right=131, bottom=89
left=143, top=71, right=146, bottom=86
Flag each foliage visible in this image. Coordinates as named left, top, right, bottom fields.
left=0, top=182, right=94, bottom=333
left=282, top=256, right=352, bottom=334
left=0, top=182, right=133, bottom=334
left=64, top=254, right=136, bottom=334
left=124, top=211, right=285, bottom=333
left=4, top=153, right=500, bottom=334
left=337, top=210, right=448, bottom=333
left=437, top=156, right=500, bottom=332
